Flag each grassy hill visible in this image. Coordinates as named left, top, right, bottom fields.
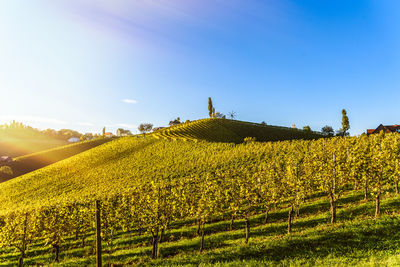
left=152, top=118, right=323, bottom=143
left=0, top=138, right=113, bottom=183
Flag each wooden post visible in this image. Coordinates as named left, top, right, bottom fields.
left=200, top=221, right=205, bottom=252
left=264, top=207, right=269, bottom=224
left=95, top=200, right=102, bottom=267
left=244, top=217, right=250, bottom=244
left=288, top=205, right=293, bottom=234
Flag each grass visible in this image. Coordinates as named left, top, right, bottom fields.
left=1, top=189, right=399, bottom=266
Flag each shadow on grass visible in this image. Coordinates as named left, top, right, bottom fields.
left=154, top=215, right=400, bottom=266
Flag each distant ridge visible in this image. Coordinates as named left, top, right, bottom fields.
left=0, top=138, right=112, bottom=182
left=152, top=118, right=323, bottom=143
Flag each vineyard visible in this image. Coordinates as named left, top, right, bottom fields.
left=0, top=138, right=113, bottom=182
left=152, top=118, right=323, bottom=143
left=1, top=132, right=400, bottom=266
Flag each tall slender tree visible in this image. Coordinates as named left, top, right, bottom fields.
left=341, top=109, right=350, bottom=136
left=208, top=97, right=213, bottom=118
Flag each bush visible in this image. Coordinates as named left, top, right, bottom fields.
left=244, top=137, right=257, bottom=143
left=0, top=166, right=13, bottom=176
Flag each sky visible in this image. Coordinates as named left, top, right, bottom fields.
left=0, top=0, right=399, bottom=135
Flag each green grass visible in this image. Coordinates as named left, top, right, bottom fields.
left=0, top=138, right=112, bottom=183
left=153, top=118, right=323, bottom=143
left=1, top=190, right=399, bottom=266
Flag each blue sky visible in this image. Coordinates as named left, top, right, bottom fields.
left=0, top=0, right=399, bottom=135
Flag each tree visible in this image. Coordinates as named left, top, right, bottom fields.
left=0, top=212, right=37, bottom=267
left=169, top=117, right=181, bottom=126
left=57, top=129, right=82, bottom=140
left=388, top=134, right=400, bottom=194
left=215, top=112, right=224, bottom=118
left=370, top=132, right=391, bottom=217
left=228, top=111, right=236, bottom=120
left=38, top=206, right=72, bottom=262
left=348, top=135, right=373, bottom=199
left=340, top=109, right=350, bottom=136
left=311, top=138, right=351, bottom=224
left=208, top=97, right=213, bottom=118
left=138, top=123, right=153, bottom=135
left=303, top=126, right=311, bottom=132
left=261, top=121, right=267, bottom=125
left=321, top=126, right=334, bottom=137
left=102, top=127, right=106, bottom=137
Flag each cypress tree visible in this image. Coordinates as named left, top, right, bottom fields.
left=208, top=97, right=213, bottom=118
left=341, top=109, right=350, bottom=136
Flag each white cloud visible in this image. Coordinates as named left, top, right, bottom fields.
left=78, top=122, right=95, bottom=126
left=116, top=123, right=136, bottom=129
left=0, top=115, right=67, bottom=125
left=122, top=99, right=137, bottom=104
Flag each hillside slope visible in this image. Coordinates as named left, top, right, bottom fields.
left=0, top=138, right=112, bottom=183
left=0, top=133, right=399, bottom=266
left=0, top=137, right=67, bottom=158
left=0, top=137, right=238, bottom=213
left=153, top=118, right=323, bottom=143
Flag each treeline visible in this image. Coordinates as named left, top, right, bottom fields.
left=1, top=132, right=399, bottom=265
left=0, top=121, right=81, bottom=141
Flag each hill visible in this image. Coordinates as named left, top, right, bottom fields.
left=0, top=138, right=113, bottom=182
left=153, top=118, right=323, bottom=143
left=0, top=133, right=399, bottom=266
left=0, top=136, right=67, bottom=158
left=0, top=137, right=226, bottom=212
left=0, top=122, right=83, bottom=158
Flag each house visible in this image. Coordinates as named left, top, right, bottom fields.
left=105, top=132, right=113, bottom=138
left=366, top=124, right=400, bottom=135
left=68, top=137, right=80, bottom=143
left=0, top=156, right=13, bottom=163
left=116, top=129, right=132, bottom=137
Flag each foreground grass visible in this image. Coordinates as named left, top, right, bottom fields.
left=1, top=190, right=399, bottom=266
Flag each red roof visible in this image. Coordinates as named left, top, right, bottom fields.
left=367, top=124, right=400, bottom=134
